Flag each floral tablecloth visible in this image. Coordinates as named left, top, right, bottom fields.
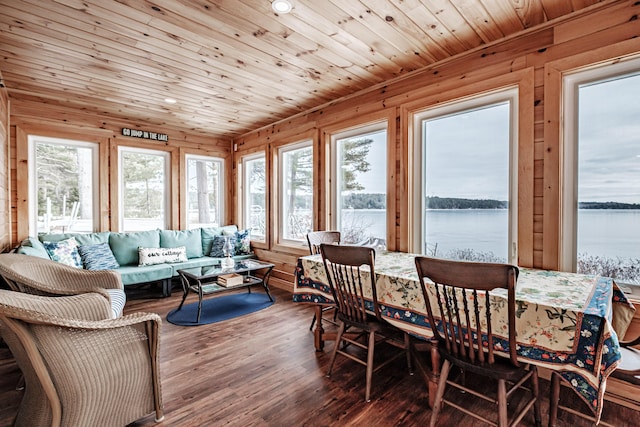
left=293, top=251, right=636, bottom=420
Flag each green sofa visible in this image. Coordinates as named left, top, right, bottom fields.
left=15, top=226, right=256, bottom=297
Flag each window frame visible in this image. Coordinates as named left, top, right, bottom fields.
left=240, top=151, right=267, bottom=244
left=560, top=58, right=640, bottom=272
left=329, top=120, right=389, bottom=244
left=183, top=153, right=224, bottom=230
left=411, top=88, right=520, bottom=263
left=274, top=138, right=314, bottom=249
left=28, top=135, right=100, bottom=235
left=118, top=146, right=171, bottom=232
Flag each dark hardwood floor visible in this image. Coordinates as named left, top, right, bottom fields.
left=1, top=283, right=638, bottom=426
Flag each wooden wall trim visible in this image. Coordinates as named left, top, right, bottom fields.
left=319, top=108, right=398, bottom=249
left=10, top=102, right=232, bottom=238
left=232, top=1, right=640, bottom=283
left=13, top=122, right=111, bottom=244
left=542, top=38, right=640, bottom=270
left=401, top=68, right=535, bottom=265
left=0, top=78, right=9, bottom=252
left=268, top=128, right=319, bottom=257
left=179, top=146, right=232, bottom=230
left=233, top=146, right=271, bottom=251
left=108, top=140, right=180, bottom=231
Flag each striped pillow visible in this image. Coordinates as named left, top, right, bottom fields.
left=105, top=288, right=126, bottom=318
left=78, top=242, right=120, bottom=270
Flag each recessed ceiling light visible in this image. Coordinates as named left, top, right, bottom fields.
left=164, top=98, right=177, bottom=104
left=272, top=0, right=292, bottom=14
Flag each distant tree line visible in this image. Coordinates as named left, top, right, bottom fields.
left=341, top=197, right=640, bottom=210
left=426, top=196, right=507, bottom=209
left=342, top=195, right=515, bottom=210
left=578, top=201, right=640, bottom=209
left=343, top=193, right=386, bottom=209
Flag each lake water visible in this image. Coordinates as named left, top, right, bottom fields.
left=342, top=209, right=640, bottom=260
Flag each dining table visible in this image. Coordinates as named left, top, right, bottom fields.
left=292, top=250, right=636, bottom=421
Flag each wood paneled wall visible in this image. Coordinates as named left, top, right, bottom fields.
left=0, top=72, right=10, bottom=252
left=8, top=100, right=232, bottom=248
left=232, top=0, right=640, bottom=292
left=3, top=1, right=640, bottom=294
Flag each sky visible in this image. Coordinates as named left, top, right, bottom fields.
left=352, top=129, right=387, bottom=193
left=577, top=73, right=640, bottom=203
left=353, top=71, right=640, bottom=204
left=424, top=103, right=509, bottom=200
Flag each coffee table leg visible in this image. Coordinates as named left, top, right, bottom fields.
left=261, top=267, right=274, bottom=302
left=177, top=273, right=190, bottom=311
left=196, top=279, right=203, bottom=323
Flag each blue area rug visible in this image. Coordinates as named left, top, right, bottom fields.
left=166, top=292, right=275, bottom=326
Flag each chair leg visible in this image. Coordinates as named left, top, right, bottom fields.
left=327, top=321, right=345, bottom=377
left=309, top=312, right=317, bottom=331
left=549, top=372, right=561, bottom=427
left=430, top=359, right=451, bottom=427
left=15, top=374, right=24, bottom=391
left=365, top=330, right=376, bottom=402
left=497, top=379, right=508, bottom=427
left=531, top=366, right=542, bottom=427
left=404, top=333, right=413, bottom=375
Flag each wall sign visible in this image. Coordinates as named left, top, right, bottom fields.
left=122, top=128, right=169, bottom=142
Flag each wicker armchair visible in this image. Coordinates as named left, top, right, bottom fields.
left=0, top=253, right=125, bottom=318
left=0, top=289, right=163, bottom=427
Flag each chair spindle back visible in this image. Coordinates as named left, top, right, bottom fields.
left=307, top=231, right=341, bottom=255
left=320, top=244, right=378, bottom=325
left=415, top=256, right=520, bottom=367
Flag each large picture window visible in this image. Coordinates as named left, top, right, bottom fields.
left=331, top=123, right=387, bottom=247
left=242, top=153, right=266, bottom=242
left=28, top=136, right=98, bottom=234
left=185, top=155, right=223, bottom=229
left=413, top=89, right=518, bottom=262
left=278, top=140, right=313, bottom=243
left=562, top=60, right=640, bottom=286
left=119, top=147, right=170, bottom=231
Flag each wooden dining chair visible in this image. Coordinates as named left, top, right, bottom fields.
left=414, top=256, right=542, bottom=427
left=320, top=244, right=412, bottom=402
left=306, top=231, right=341, bottom=331
left=548, top=333, right=640, bottom=427
left=307, top=231, right=341, bottom=255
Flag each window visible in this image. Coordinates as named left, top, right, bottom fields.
left=242, top=153, right=266, bottom=242
left=331, top=123, right=387, bottom=247
left=119, top=147, right=170, bottom=231
left=29, top=136, right=98, bottom=235
left=278, top=140, right=313, bottom=243
left=562, top=60, right=640, bottom=285
left=185, top=154, right=223, bottom=229
left=413, top=89, right=518, bottom=262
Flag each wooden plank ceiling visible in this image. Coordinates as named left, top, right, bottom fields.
left=0, top=0, right=607, bottom=139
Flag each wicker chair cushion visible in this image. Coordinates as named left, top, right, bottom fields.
left=105, top=288, right=126, bottom=318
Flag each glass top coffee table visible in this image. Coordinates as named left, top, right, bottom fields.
left=176, top=259, right=275, bottom=323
